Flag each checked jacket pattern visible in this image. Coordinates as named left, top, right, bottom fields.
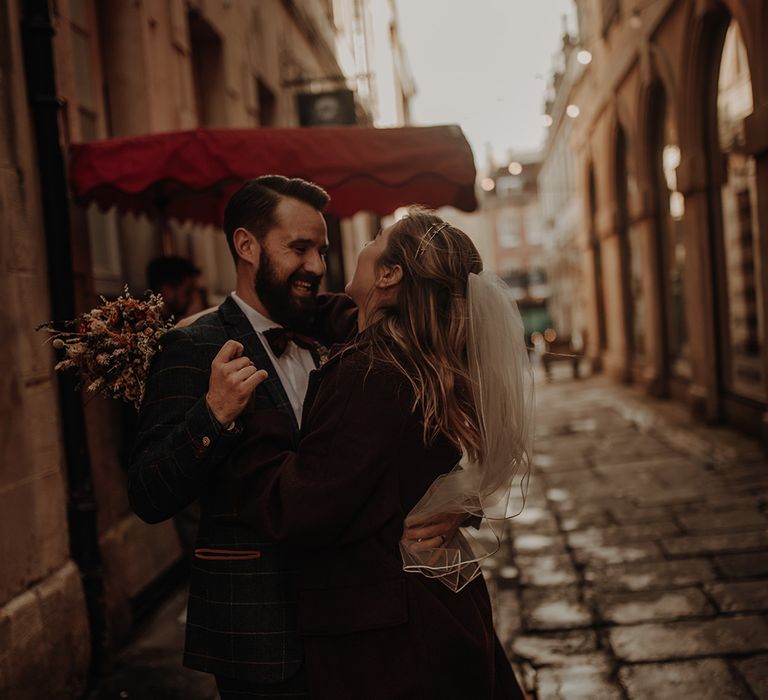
left=127, top=295, right=354, bottom=683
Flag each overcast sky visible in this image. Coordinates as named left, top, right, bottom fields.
left=396, top=0, right=576, bottom=172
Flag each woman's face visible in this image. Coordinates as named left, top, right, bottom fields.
left=345, top=225, right=393, bottom=308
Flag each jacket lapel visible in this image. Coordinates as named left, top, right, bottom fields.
left=218, top=296, right=299, bottom=434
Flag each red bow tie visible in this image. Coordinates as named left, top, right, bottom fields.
left=263, top=327, right=320, bottom=364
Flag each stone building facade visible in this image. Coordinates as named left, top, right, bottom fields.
left=539, top=29, right=588, bottom=348
left=483, top=156, right=551, bottom=335
left=564, top=0, right=768, bottom=436
left=0, top=2, right=90, bottom=697
left=0, top=1, right=367, bottom=697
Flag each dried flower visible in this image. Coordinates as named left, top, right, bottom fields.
left=37, top=287, right=174, bottom=409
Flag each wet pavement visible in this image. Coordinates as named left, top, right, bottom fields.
left=487, top=372, right=768, bottom=699
left=86, top=589, right=216, bottom=700
left=87, top=371, right=768, bottom=699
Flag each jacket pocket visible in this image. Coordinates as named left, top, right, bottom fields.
left=297, top=578, right=408, bottom=636
left=194, top=548, right=261, bottom=561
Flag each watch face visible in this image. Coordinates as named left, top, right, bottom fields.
left=298, top=90, right=357, bottom=126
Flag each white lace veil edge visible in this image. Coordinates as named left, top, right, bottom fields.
left=400, top=271, right=534, bottom=592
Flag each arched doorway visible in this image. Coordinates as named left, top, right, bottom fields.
left=650, top=84, right=690, bottom=392
left=709, top=18, right=765, bottom=411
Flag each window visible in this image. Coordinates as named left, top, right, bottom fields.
left=189, top=10, right=226, bottom=127
left=525, top=209, right=544, bottom=245
left=68, top=0, right=100, bottom=141
left=497, top=211, right=521, bottom=248
left=496, top=176, right=523, bottom=197
left=716, top=20, right=764, bottom=400
left=68, top=0, right=124, bottom=294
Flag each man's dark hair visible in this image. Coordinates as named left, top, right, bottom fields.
left=222, top=175, right=330, bottom=262
left=146, top=256, right=201, bottom=291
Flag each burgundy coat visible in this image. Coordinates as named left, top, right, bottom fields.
left=225, top=342, right=527, bottom=700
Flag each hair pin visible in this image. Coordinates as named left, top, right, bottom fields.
left=416, top=222, right=450, bottom=258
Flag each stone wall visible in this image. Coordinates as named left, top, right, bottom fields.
left=0, top=0, right=90, bottom=696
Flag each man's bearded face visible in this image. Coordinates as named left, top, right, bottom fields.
left=254, top=246, right=322, bottom=330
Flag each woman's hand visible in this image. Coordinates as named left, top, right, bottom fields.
left=206, top=340, right=268, bottom=426
left=402, top=512, right=466, bottom=552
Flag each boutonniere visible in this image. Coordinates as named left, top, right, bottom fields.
left=316, top=343, right=330, bottom=367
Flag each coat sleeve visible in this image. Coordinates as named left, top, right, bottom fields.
left=127, top=328, right=242, bottom=523
left=311, top=293, right=358, bottom=345
left=229, top=356, right=411, bottom=545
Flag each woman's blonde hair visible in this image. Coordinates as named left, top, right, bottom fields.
left=361, top=207, right=483, bottom=460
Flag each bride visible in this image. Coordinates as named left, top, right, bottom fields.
left=225, top=207, right=532, bottom=699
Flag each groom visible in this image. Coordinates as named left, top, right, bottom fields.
left=128, top=176, right=455, bottom=697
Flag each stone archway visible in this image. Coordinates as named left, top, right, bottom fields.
left=678, top=0, right=768, bottom=434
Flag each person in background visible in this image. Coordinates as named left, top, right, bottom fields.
left=145, top=255, right=205, bottom=554
left=146, top=255, right=203, bottom=320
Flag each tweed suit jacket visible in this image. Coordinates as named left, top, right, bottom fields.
left=127, top=293, right=355, bottom=683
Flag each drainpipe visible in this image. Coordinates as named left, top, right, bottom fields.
left=20, top=0, right=106, bottom=677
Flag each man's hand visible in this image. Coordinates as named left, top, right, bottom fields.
left=206, top=340, right=267, bottom=426
left=402, top=512, right=466, bottom=553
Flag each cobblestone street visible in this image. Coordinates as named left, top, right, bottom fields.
left=488, top=373, right=768, bottom=700
left=88, top=373, right=768, bottom=700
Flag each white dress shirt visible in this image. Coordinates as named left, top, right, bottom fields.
left=230, top=292, right=316, bottom=426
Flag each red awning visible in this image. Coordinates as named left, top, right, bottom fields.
left=69, top=125, right=477, bottom=223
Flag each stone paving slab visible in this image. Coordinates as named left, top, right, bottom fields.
left=705, top=580, right=768, bottom=613
left=494, top=588, right=523, bottom=647
left=660, top=530, right=768, bottom=557
left=675, top=495, right=767, bottom=515
left=714, top=552, right=768, bottom=579
left=595, top=586, right=715, bottom=624
left=536, top=654, right=622, bottom=700
left=618, top=658, right=753, bottom=700
left=511, top=630, right=600, bottom=666
left=608, top=503, right=675, bottom=525
left=676, top=509, right=768, bottom=533
left=560, top=510, right=616, bottom=531
left=608, top=615, right=768, bottom=662
left=735, top=653, right=768, bottom=698
left=521, top=587, right=593, bottom=631
left=571, top=541, right=664, bottom=567
left=509, top=505, right=562, bottom=534
left=583, top=558, right=719, bottom=592
left=565, top=522, right=682, bottom=548
left=532, top=455, right=593, bottom=473
left=513, top=533, right=569, bottom=556
left=516, top=554, right=580, bottom=587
